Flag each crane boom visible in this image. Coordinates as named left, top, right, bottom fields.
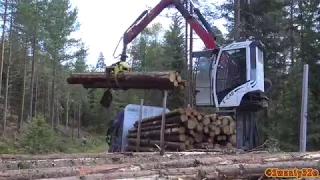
left=120, top=0, right=218, bottom=61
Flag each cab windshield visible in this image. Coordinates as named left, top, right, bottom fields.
left=216, top=48, right=247, bottom=102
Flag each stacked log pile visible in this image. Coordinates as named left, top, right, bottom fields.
left=126, top=107, right=237, bottom=152
left=67, top=71, right=186, bottom=90
left=0, top=151, right=320, bottom=179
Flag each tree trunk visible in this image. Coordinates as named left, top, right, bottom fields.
left=0, top=0, right=8, bottom=98
left=66, top=89, right=69, bottom=128
left=46, top=81, right=50, bottom=119
left=234, top=0, right=240, bottom=40
left=188, top=0, right=193, bottom=107
left=184, top=0, right=188, bottom=107
left=290, top=0, right=294, bottom=66
left=77, top=103, right=81, bottom=138
left=28, top=36, right=37, bottom=120
left=3, top=12, right=13, bottom=134
left=56, top=100, right=59, bottom=128
left=34, top=72, right=38, bottom=116
left=72, top=103, right=75, bottom=138
left=19, top=41, right=28, bottom=131
left=50, top=59, right=57, bottom=127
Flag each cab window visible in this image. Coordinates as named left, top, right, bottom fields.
left=216, top=48, right=247, bottom=102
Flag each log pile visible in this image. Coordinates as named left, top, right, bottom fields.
left=1, top=151, right=320, bottom=179
left=126, top=107, right=237, bottom=152
left=66, top=71, right=186, bottom=90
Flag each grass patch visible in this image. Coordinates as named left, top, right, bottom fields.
left=64, top=137, right=108, bottom=153
left=0, top=116, right=108, bottom=154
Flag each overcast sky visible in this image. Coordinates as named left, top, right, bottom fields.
left=69, top=0, right=227, bottom=66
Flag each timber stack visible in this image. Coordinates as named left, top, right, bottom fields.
left=66, top=71, right=186, bottom=90
left=1, top=150, right=320, bottom=179
left=126, top=107, right=236, bottom=152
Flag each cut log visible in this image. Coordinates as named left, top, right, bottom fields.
left=67, top=71, right=187, bottom=90
left=192, top=110, right=198, bottom=116
left=187, top=119, right=198, bottom=130
left=134, top=108, right=184, bottom=124
left=196, top=123, right=203, bottom=132
left=128, top=138, right=186, bottom=151
left=176, top=75, right=182, bottom=82
left=128, top=123, right=181, bottom=133
left=127, top=127, right=186, bottom=138
left=184, top=139, right=190, bottom=146
left=221, top=116, right=230, bottom=126
left=217, top=135, right=226, bottom=141
left=165, top=134, right=188, bottom=142
left=188, top=137, right=194, bottom=144
left=2, top=151, right=320, bottom=169
left=203, top=126, right=209, bottom=133
left=212, top=126, right=220, bottom=135
left=209, top=131, right=215, bottom=138
left=2, top=152, right=320, bottom=180
left=133, top=116, right=184, bottom=128
left=82, top=81, right=185, bottom=90
left=215, top=119, right=222, bottom=126
left=193, top=133, right=203, bottom=143
left=202, top=117, right=210, bottom=126
left=128, top=107, right=238, bottom=149
left=229, top=134, right=236, bottom=146
left=222, top=125, right=231, bottom=134
left=67, top=71, right=178, bottom=84
left=81, top=82, right=173, bottom=89
left=210, top=114, right=217, bottom=121
left=180, top=114, right=189, bottom=122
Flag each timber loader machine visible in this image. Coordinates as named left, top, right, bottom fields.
left=106, top=0, right=272, bottom=152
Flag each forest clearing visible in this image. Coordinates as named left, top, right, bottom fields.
left=0, top=0, right=319, bottom=179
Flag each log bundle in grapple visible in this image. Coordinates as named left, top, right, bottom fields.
left=127, top=107, right=236, bottom=152
left=66, top=71, right=186, bottom=90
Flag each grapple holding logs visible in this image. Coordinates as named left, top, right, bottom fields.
left=67, top=71, right=186, bottom=90
left=67, top=71, right=186, bottom=109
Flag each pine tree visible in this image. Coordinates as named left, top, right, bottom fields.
left=96, top=52, right=106, bottom=71
left=162, top=15, right=185, bottom=109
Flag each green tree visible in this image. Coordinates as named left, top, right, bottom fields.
left=96, top=52, right=105, bottom=71
left=42, top=0, right=79, bottom=126
left=162, top=15, right=186, bottom=109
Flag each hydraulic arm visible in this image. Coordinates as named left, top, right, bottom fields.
left=119, top=0, right=218, bottom=61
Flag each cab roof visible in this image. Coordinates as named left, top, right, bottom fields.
left=222, top=40, right=264, bottom=51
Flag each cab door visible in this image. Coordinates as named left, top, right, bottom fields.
left=194, top=56, right=215, bottom=106
left=214, top=48, right=247, bottom=106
